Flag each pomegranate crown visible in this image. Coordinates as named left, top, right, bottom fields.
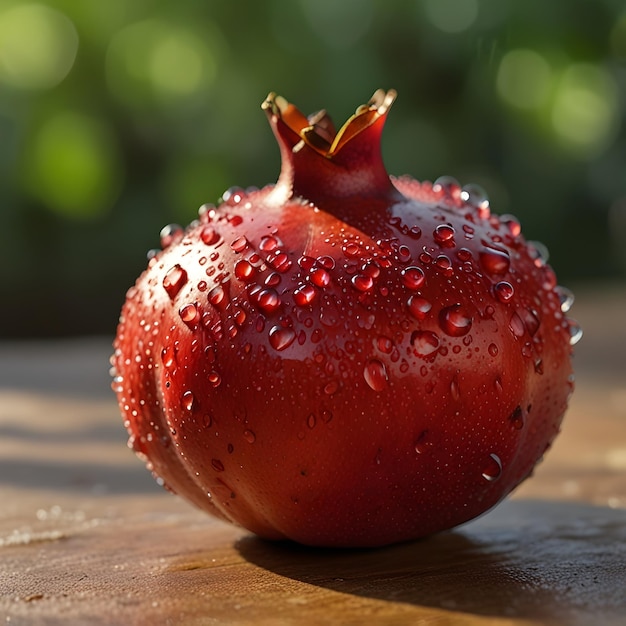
left=262, top=89, right=399, bottom=204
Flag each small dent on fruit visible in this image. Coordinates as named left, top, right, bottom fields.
left=481, top=453, right=503, bottom=482
left=414, top=430, right=430, bottom=454
left=439, top=304, right=473, bottom=337
left=364, top=358, right=388, bottom=392
left=163, top=264, right=188, bottom=299
left=509, top=405, right=525, bottom=430
left=449, top=373, right=460, bottom=401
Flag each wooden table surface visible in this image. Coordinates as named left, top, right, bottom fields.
left=1, top=284, right=625, bottom=625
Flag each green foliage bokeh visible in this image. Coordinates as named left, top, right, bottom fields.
left=1, top=0, right=625, bottom=337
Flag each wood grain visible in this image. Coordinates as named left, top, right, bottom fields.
left=1, top=284, right=625, bottom=625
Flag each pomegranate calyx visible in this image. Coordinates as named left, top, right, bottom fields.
left=263, top=90, right=401, bottom=208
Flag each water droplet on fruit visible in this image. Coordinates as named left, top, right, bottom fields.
left=211, top=459, right=225, bottom=472
left=294, top=284, right=317, bottom=306
left=401, top=266, right=425, bottom=290
left=221, top=186, right=244, bottom=205
left=439, top=304, right=473, bottom=337
left=433, top=224, right=455, bottom=245
left=260, top=234, right=282, bottom=252
left=351, top=274, right=374, bottom=292
left=160, top=223, right=184, bottom=249
left=509, top=312, right=525, bottom=337
left=163, top=264, right=187, bottom=299
left=481, top=453, right=503, bottom=481
left=317, top=255, right=335, bottom=270
left=461, top=183, right=490, bottom=212
left=479, top=247, right=510, bottom=276
left=307, top=413, right=316, bottom=429
left=488, top=343, right=499, bottom=357
left=377, top=335, right=394, bottom=354
left=364, top=359, right=388, bottom=391
left=342, top=241, right=361, bottom=258
left=310, top=267, right=331, bottom=288
left=243, top=429, right=256, bottom=444
left=323, top=380, right=339, bottom=395
left=396, top=245, right=412, bottom=264
left=509, top=405, right=525, bottom=430
left=161, top=346, right=177, bottom=369
left=235, top=259, right=256, bottom=282
left=411, top=330, right=440, bottom=356
left=269, top=326, right=296, bottom=351
left=568, top=319, right=583, bottom=345
left=208, top=371, right=221, bottom=387
left=208, top=285, right=227, bottom=307
left=181, top=390, right=195, bottom=411
left=494, top=281, right=515, bottom=303
left=230, top=236, right=248, bottom=253
left=257, top=288, right=281, bottom=313
left=433, top=175, right=461, bottom=197
left=435, top=255, right=453, bottom=273
left=200, top=225, right=220, bottom=246
left=555, top=285, right=575, bottom=313
left=521, top=308, right=541, bottom=336
left=528, top=240, right=550, bottom=266
left=500, top=214, right=522, bottom=237
left=179, top=302, right=199, bottom=325
left=407, top=296, right=432, bottom=320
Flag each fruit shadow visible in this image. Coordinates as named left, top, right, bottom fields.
left=235, top=499, right=626, bottom=622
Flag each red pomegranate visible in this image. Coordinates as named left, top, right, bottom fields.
left=112, top=89, right=579, bottom=547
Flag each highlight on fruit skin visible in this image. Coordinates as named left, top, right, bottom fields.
left=111, top=88, right=580, bottom=547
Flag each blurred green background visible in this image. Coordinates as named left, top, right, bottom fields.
left=1, top=0, right=625, bottom=338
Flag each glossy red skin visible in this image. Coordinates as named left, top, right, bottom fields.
left=112, top=94, right=575, bottom=547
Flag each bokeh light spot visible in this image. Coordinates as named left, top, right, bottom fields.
left=610, top=13, right=626, bottom=59
left=0, top=2, right=78, bottom=91
left=106, top=19, right=217, bottom=108
left=24, top=112, right=123, bottom=219
left=298, top=0, right=373, bottom=48
left=496, top=49, right=552, bottom=110
left=422, top=0, right=478, bottom=34
left=551, top=63, right=619, bottom=158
